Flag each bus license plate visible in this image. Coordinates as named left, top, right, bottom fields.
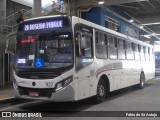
left=29, top=91, right=39, bottom=97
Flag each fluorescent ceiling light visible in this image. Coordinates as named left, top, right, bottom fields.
left=142, top=22, right=160, bottom=26
left=139, top=25, right=144, bottom=29
left=143, top=35, right=150, bottom=39
left=142, top=33, right=160, bottom=39
left=128, top=19, right=134, bottom=23
left=152, top=33, right=156, bottom=36
left=98, top=1, right=104, bottom=4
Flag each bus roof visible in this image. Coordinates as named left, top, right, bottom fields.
left=23, top=15, right=68, bottom=22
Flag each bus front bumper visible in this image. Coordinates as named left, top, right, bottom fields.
left=13, top=82, right=75, bottom=102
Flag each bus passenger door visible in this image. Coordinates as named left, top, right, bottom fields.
left=74, top=25, right=93, bottom=100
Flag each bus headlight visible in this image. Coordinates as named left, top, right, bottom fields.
left=55, top=76, right=73, bottom=91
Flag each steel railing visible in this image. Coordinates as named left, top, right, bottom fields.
left=0, top=3, right=66, bottom=34
left=0, top=9, right=32, bottom=25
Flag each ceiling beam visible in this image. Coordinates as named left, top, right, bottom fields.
left=137, top=15, right=160, bottom=24
left=148, top=29, right=160, bottom=34
left=138, top=2, right=150, bottom=13
left=105, top=0, right=148, bottom=5
left=147, top=0, right=157, bottom=11
left=156, top=0, right=160, bottom=4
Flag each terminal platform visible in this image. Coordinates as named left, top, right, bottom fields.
left=0, top=82, right=14, bottom=100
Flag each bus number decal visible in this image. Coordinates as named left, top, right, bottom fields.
left=46, top=82, right=53, bottom=88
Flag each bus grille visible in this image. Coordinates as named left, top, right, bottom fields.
left=18, top=86, right=54, bottom=97
left=16, top=71, right=58, bottom=79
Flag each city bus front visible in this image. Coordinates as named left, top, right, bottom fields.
left=13, top=16, right=75, bottom=101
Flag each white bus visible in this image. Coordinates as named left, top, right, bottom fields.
left=7, top=15, right=155, bottom=103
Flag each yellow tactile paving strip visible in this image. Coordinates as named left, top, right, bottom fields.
left=0, top=96, right=9, bottom=99
left=0, top=83, right=14, bottom=100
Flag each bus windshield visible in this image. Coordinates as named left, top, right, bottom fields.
left=16, top=32, right=73, bottom=69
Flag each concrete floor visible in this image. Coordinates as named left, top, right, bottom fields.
left=0, top=78, right=160, bottom=120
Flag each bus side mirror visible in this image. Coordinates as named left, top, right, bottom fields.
left=5, top=33, right=16, bottom=55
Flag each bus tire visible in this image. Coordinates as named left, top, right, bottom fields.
left=138, top=72, right=145, bottom=89
left=93, top=78, right=107, bottom=103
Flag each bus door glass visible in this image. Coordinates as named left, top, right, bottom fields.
left=74, top=24, right=93, bottom=71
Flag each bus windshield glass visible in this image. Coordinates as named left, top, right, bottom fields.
left=16, top=32, right=73, bottom=69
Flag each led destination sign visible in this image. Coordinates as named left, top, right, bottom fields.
left=24, top=20, right=63, bottom=31
left=21, top=38, right=36, bottom=44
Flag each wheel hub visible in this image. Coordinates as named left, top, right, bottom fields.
left=98, top=85, right=105, bottom=97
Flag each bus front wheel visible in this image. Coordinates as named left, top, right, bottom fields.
left=93, top=78, right=107, bottom=103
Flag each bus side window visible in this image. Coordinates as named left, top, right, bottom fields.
left=95, top=31, right=108, bottom=59
left=108, top=35, right=117, bottom=59
left=140, top=45, right=145, bottom=61
left=118, top=39, right=126, bottom=60
left=126, top=41, right=134, bottom=60
left=134, top=43, right=140, bottom=60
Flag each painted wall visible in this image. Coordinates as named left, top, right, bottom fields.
left=82, top=7, right=140, bottom=39
left=82, top=8, right=101, bottom=25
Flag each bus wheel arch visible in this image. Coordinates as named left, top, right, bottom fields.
left=93, top=75, right=110, bottom=103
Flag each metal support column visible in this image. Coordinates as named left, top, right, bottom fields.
left=0, top=52, right=4, bottom=87
left=0, top=52, right=11, bottom=87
